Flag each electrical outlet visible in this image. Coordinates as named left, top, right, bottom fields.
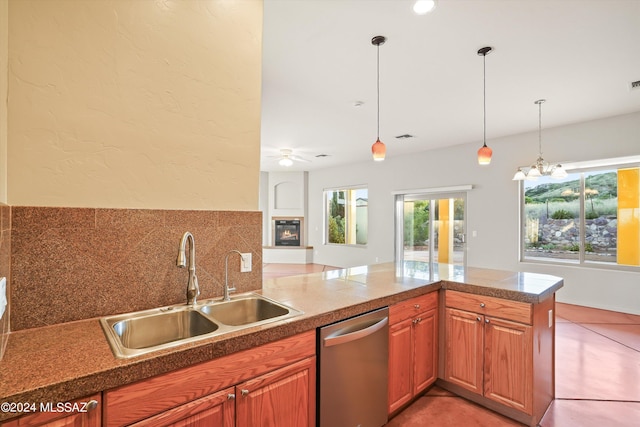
left=240, top=253, right=252, bottom=272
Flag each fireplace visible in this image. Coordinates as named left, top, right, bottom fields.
left=274, top=219, right=301, bottom=246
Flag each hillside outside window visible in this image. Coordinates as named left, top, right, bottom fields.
left=520, top=162, right=640, bottom=269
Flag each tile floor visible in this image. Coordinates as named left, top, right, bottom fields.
left=263, top=263, right=640, bottom=427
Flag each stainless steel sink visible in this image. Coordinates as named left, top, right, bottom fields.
left=199, top=294, right=294, bottom=326
left=101, top=293, right=302, bottom=358
left=101, top=306, right=219, bottom=358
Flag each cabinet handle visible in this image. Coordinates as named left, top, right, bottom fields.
left=476, top=316, right=482, bottom=322
left=227, top=393, right=236, bottom=400
left=86, top=400, right=99, bottom=412
left=414, top=304, right=420, bottom=309
left=241, top=389, right=250, bottom=396
left=485, top=318, right=490, bottom=323
left=480, top=303, right=485, bottom=308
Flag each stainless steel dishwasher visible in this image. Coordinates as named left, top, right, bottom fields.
left=318, top=307, right=389, bottom=427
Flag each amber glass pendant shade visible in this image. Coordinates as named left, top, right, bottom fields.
left=477, top=143, right=492, bottom=165
left=372, top=139, right=386, bottom=161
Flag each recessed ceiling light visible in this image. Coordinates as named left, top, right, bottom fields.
left=413, top=0, right=437, bottom=15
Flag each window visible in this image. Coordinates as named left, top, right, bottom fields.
left=520, top=161, right=640, bottom=269
left=325, top=187, right=368, bottom=245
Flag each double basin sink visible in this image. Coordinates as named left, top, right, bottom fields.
left=100, top=293, right=303, bottom=358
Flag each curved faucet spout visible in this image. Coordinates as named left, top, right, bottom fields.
left=224, top=250, right=245, bottom=301
left=177, top=231, right=200, bottom=305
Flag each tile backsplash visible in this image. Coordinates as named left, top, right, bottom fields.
left=10, top=207, right=262, bottom=331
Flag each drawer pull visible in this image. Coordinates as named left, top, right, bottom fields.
left=414, top=304, right=420, bottom=309
left=227, top=393, right=236, bottom=400
left=86, top=400, right=99, bottom=411
left=241, top=389, right=250, bottom=396
left=480, top=303, right=486, bottom=308
left=476, top=316, right=482, bottom=322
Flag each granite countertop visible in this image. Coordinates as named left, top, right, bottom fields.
left=0, top=262, right=563, bottom=422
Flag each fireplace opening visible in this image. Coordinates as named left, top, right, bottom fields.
left=274, top=219, right=301, bottom=246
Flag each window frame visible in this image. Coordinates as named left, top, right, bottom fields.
left=323, top=185, right=368, bottom=247
left=518, top=159, right=640, bottom=272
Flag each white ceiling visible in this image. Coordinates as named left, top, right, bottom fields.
left=260, top=0, right=640, bottom=172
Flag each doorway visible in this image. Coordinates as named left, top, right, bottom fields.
left=395, top=191, right=467, bottom=269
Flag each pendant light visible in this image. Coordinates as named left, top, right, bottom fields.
left=512, top=99, right=567, bottom=180
left=371, top=35, right=386, bottom=161
left=477, top=46, right=493, bottom=165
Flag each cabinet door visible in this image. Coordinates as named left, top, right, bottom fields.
left=484, top=316, right=533, bottom=414
left=129, top=387, right=234, bottom=427
left=236, top=356, right=315, bottom=427
left=413, top=308, right=438, bottom=395
left=388, top=317, right=413, bottom=413
left=2, top=394, right=101, bottom=427
left=444, top=307, right=483, bottom=394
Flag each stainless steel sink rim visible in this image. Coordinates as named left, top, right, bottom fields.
left=100, top=293, right=303, bottom=359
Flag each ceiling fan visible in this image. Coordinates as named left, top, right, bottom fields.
left=269, top=149, right=311, bottom=167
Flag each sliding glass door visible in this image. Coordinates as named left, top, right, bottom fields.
left=396, top=192, right=467, bottom=268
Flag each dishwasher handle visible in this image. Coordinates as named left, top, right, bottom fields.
left=323, top=317, right=388, bottom=347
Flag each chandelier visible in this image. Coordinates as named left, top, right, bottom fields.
left=512, top=99, right=567, bottom=180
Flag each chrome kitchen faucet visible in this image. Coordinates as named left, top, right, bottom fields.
left=224, top=250, right=245, bottom=301
left=177, top=231, right=200, bottom=305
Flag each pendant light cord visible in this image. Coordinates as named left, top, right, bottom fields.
left=376, top=42, right=380, bottom=140
left=482, top=52, right=487, bottom=147
left=538, top=101, right=543, bottom=157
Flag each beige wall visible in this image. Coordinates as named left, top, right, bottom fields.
left=1, top=0, right=7, bottom=204
left=6, top=0, right=262, bottom=210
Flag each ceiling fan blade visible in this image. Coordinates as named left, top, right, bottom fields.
left=290, top=155, right=311, bottom=163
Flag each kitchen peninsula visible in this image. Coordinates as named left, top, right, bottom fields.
left=0, top=262, right=562, bottom=426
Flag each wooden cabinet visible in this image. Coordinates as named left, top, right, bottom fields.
left=104, top=331, right=315, bottom=427
left=236, top=356, right=315, bottom=427
left=129, top=356, right=315, bottom=427
left=444, top=307, right=484, bottom=395
left=388, top=292, right=438, bottom=414
left=129, top=387, right=235, bottom=427
left=442, top=290, right=554, bottom=426
left=3, top=394, right=101, bottom=427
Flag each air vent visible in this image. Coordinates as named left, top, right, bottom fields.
left=630, top=80, right=640, bottom=91
left=395, top=134, right=415, bottom=139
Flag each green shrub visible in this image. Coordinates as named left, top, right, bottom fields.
left=566, top=243, right=594, bottom=252
left=551, top=209, right=574, bottom=219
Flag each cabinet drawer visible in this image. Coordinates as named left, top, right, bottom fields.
left=390, top=292, right=438, bottom=324
left=445, top=290, right=532, bottom=325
